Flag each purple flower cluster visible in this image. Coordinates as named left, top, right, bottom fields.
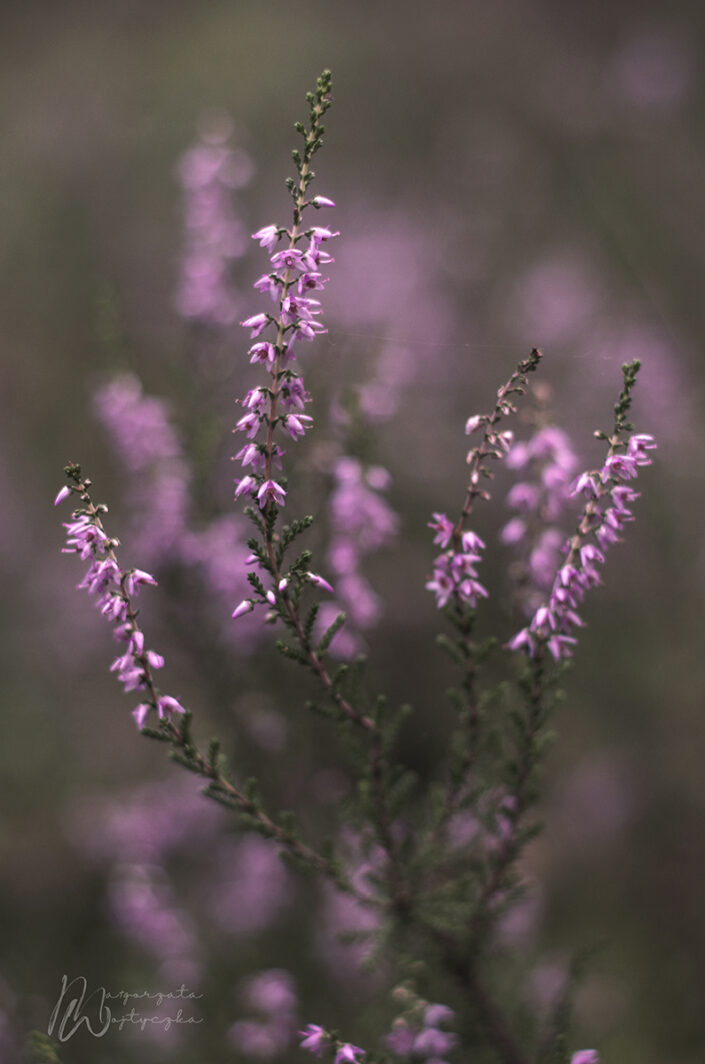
left=229, top=969, right=298, bottom=1059
left=571, top=1053, right=600, bottom=1064
left=179, top=515, right=263, bottom=644
left=92, top=374, right=190, bottom=566
left=229, top=171, right=338, bottom=622
left=299, top=1025, right=365, bottom=1064
left=426, top=516, right=488, bottom=610
left=210, top=834, right=291, bottom=936
left=175, top=115, right=253, bottom=327
left=232, top=213, right=337, bottom=514
left=385, top=1004, right=457, bottom=1064
left=56, top=481, right=186, bottom=730
left=318, top=458, right=398, bottom=658
left=108, top=862, right=200, bottom=983
left=509, top=433, right=656, bottom=661
left=426, top=385, right=530, bottom=613
left=501, top=425, right=578, bottom=615
left=69, top=777, right=223, bottom=863
left=94, top=374, right=263, bottom=641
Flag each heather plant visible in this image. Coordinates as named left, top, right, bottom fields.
left=54, top=71, right=656, bottom=1064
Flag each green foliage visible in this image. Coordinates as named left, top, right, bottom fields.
left=317, top=611, right=346, bottom=655
left=27, top=1033, right=63, bottom=1064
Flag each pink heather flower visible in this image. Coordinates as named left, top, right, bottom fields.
left=78, top=558, right=120, bottom=594
left=570, top=1053, right=599, bottom=1064
left=413, top=1028, right=458, bottom=1057
left=241, top=313, right=269, bottom=337
left=532, top=606, right=557, bottom=631
left=123, top=569, right=158, bottom=596
left=110, top=653, right=146, bottom=692
left=464, top=415, right=484, bottom=435
left=428, top=513, right=454, bottom=548
left=99, top=593, right=128, bottom=622
left=385, top=1026, right=416, bottom=1056
left=501, top=517, right=526, bottom=544
left=280, top=377, right=307, bottom=411
left=132, top=703, right=151, bottom=729
left=54, top=485, right=72, bottom=506
left=234, top=476, right=257, bottom=499
left=253, top=225, right=280, bottom=252
left=299, top=1025, right=328, bottom=1057
left=157, top=695, right=185, bottom=719
left=570, top=472, right=599, bottom=498
left=423, top=1004, right=455, bottom=1028
left=312, top=196, right=335, bottom=208
left=461, top=530, right=486, bottom=552
left=243, top=387, right=270, bottom=413
left=334, top=1044, right=365, bottom=1064
left=249, top=342, right=276, bottom=368
left=307, top=573, right=334, bottom=594
left=426, top=567, right=454, bottom=609
left=291, top=318, right=326, bottom=342
left=308, top=242, right=334, bottom=266
left=601, top=453, right=637, bottom=482
left=309, top=226, right=339, bottom=244
left=254, top=272, right=281, bottom=300
left=281, top=293, right=321, bottom=324
left=508, top=628, right=535, bottom=654
left=282, top=414, right=313, bottom=440
left=428, top=548, right=488, bottom=609
left=497, top=430, right=514, bottom=453
left=507, top=483, right=540, bottom=511
left=236, top=444, right=259, bottom=468
left=271, top=248, right=315, bottom=272
left=297, top=271, right=327, bottom=295
left=257, top=479, right=286, bottom=509
left=236, top=412, right=262, bottom=438
left=546, top=633, right=577, bottom=662
left=627, top=433, right=656, bottom=463
left=232, top=599, right=254, bottom=619
left=126, top=630, right=144, bottom=654
left=63, top=517, right=109, bottom=559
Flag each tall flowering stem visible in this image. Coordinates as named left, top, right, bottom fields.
left=230, top=74, right=413, bottom=923
left=468, top=360, right=656, bottom=954
left=231, top=71, right=360, bottom=719
left=55, top=463, right=371, bottom=903
left=508, top=360, right=656, bottom=663
left=426, top=348, right=542, bottom=825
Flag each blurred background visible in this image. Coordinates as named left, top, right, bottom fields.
left=2, top=1, right=705, bottom=1061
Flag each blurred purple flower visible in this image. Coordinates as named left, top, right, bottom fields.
left=318, top=457, right=398, bottom=657
left=230, top=968, right=298, bottom=1059
left=210, top=834, right=292, bottom=935
left=92, top=374, right=190, bottom=566
left=175, top=113, right=253, bottom=327
left=610, top=27, right=692, bottom=109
